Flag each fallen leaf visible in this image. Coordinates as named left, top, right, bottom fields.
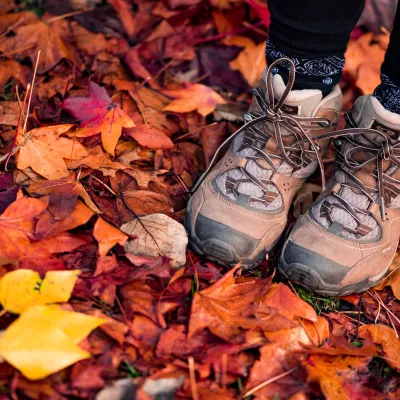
left=0, top=19, right=75, bottom=74
left=359, top=324, right=400, bottom=370
left=126, top=125, right=174, bottom=150
left=224, top=36, right=266, bottom=85
left=188, top=265, right=275, bottom=341
left=263, top=283, right=318, bottom=322
left=63, top=81, right=135, bottom=155
left=0, top=60, right=30, bottom=89
left=374, top=267, right=400, bottom=300
left=0, top=197, right=47, bottom=265
left=93, top=217, right=128, bottom=257
left=121, top=213, right=188, bottom=268
left=163, top=84, right=226, bottom=116
left=303, top=354, right=373, bottom=400
left=0, top=305, right=105, bottom=380
left=17, top=125, right=88, bottom=180
left=0, top=269, right=81, bottom=314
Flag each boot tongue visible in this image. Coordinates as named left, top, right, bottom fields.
left=271, top=74, right=323, bottom=117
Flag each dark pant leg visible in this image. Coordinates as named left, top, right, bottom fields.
left=375, top=2, right=400, bottom=113
left=266, top=0, right=366, bottom=93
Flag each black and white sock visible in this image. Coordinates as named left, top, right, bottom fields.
left=266, top=39, right=345, bottom=95
left=374, top=74, right=400, bottom=115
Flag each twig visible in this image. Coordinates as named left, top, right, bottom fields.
left=46, top=9, right=91, bottom=23
left=188, top=357, right=199, bottom=400
left=368, top=291, right=400, bottom=337
left=0, top=309, right=7, bottom=318
left=1, top=44, right=35, bottom=58
left=241, top=21, right=269, bottom=37
left=90, top=175, right=117, bottom=196
left=4, top=85, right=29, bottom=170
left=243, top=367, right=297, bottom=398
left=115, top=294, right=129, bottom=325
left=221, top=353, right=228, bottom=387
left=22, top=50, right=41, bottom=135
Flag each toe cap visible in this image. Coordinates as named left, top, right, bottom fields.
left=280, top=240, right=350, bottom=286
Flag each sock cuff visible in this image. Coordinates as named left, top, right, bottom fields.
left=374, top=74, right=400, bottom=115
left=266, top=39, right=344, bottom=95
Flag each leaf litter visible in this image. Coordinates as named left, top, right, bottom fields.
left=0, top=0, right=398, bottom=399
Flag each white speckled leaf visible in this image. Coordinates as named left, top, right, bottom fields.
left=121, top=213, right=188, bottom=268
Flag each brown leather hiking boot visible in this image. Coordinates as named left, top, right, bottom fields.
left=279, top=94, right=400, bottom=296
left=185, top=59, right=342, bottom=268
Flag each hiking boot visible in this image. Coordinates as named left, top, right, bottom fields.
left=185, top=59, right=342, bottom=268
left=279, top=94, right=400, bottom=296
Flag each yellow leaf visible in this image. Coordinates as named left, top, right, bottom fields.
left=0, top=269, right=81, bottom=314
left=0, top=305, right=105, bottom=380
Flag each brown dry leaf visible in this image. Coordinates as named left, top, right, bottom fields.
left=0, top=11, right=37, bottom=35
left=121, top=213, right=188, bottom=268
left=373, top=267, right=400, bottom=300
left=0, top=101, right=20, bottom=126
left=17, top=125, right=88, bottom=180
left=224, top=36, right=266, bottom=85
left=115, top=79, right=180, bottom=135
left=93, top=217, right=128, bottom=257
left=0, top=19, right=75, bottom=74
left=163, top=84, right=226, bottom=116
left=359, top=324, right=400, bottom=370
left=0, top=60, right=30, bottom=89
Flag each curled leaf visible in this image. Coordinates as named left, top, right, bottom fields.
left=120, top=213, right=188, bottom=268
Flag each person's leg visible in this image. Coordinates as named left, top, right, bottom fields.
left=374, top=4, right=400, bottom=113
left=267, top=0, right=366, bottom=94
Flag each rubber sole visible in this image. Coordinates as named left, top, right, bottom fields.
left=278, top=257, right=390, bottom=297
left=185, top=201, right=273, bottom=269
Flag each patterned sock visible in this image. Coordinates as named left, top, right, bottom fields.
left=374, top=74, right=400, bottom=114
left=266, top=39, right=345, bottom=96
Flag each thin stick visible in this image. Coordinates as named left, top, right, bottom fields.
left=47, top=9, right=90, bottom=23
left=0, top=309, right=7, bottom=318
left=22, top=50, right=41, bottom=135
left=0, top=44, right=35, bottom=58
left=241, top=21, right=269, bottom=37
left=221, top=353, right=228, bottom=387
left=4, top=86, right=29, bottom=170
left=90, top=175, right=117, bottom=196
left=15, top=85, right=22, bottom=111
left=243, top=367, right=297, bottom=398
left=188, top=357, right=199, bottom=400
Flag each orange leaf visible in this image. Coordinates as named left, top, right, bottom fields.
left=163, top=84, right=226, bottom=116
left=126, top=125, right=174, bottom=149
left=263, top=283, right=318, bottom=322
left=0, top=197, right=48, bottom=265
left=93, top=218, right=128, bottom=257
left=373, top=267, right=400, bottom=300
left=224, top=36, right=266, bottom=85
left=17, top=125, right=88, bottom=180
left=63, top=82, right=135, bottom=155
left=359, top=324, right=400, bottom=370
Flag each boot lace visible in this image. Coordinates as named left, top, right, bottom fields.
left=192, top=58, right=332, bottom=200
left=314, top=115, right=400, bottom=236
